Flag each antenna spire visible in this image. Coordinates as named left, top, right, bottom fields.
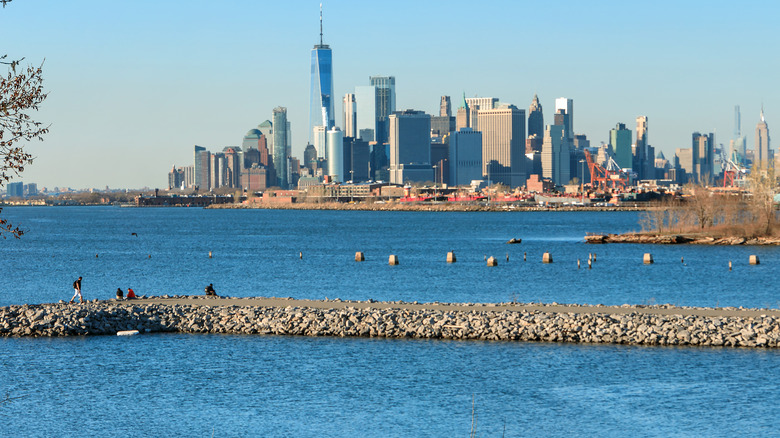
left=319, top=3, right=323, bottom=45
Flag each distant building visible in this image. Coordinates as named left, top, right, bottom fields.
left=326, top=127, right=344, bottom=182
left=430, top=115, right=455, bottom=137
left=692, top=132, right=715, bottom=184
left=24, top=183, right=38, bottom=197
left=541, top=124, right=569, bottom=186
left=554, top=98, right=574, bottom=140
left=675, top=147, right=693, bottom=184
left=449, top=128, right=482, bottom=186
left=309, top=8, right=335, bottom=142
left=343, top=137, right=370, bottom=182
left=573, top=134, right=590, bottom=149
left=477, top=104, right=526, bottom=188
left=343, top=93, right=356, bottom=138
left=6, top=181, right=23, bottom=197
left=527, top=94, right=544, bottom=139
left=755, top=107, right=771, bottom=169
left=303, top=144, right=318, bottom=173
left=730, top=105, right=747, bottom=164
left=389, top=110, right=432, bottom=184
left=369, top=76, right=396, bottom=144
left=455, top=93, right=470, bottom=131
left=526, top=134, right=543, bottom=153
left=223, top=147, right=241, bottom=188
left=611, top=123, right=633, bottom=170
left=168, top=166, right=184, bottom=189
left=440, top=95, right=451, bottom=117
left=430, top=139, right=449, bottom=185
left=257, top=120, right=273, bottom=156
left=194, top=145, right=210, bottom=191
left=273, top=107, right=289, bottom=189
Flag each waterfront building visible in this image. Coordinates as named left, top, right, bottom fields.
left=528, top=94, right=544, bottom=139
left=326, top=127, right=344, bottom=182
left=309, top=6, right=334, bottom=144
left=168, top=166, right=184, bottom=190
left=343, top=137, right=370, bottom=182
left=6, top=181, right=24, bottom=197
left=370, top=141, right=389, bottom=182
left=554, top=98, right=574, bottom=140
left=476, top=104, right=526, bottom=188
left=343, top=93, right=356, bottom=138
left=194, top=145, right=210, bottom=191
left=273, top=107, right=289, bottom=189
left=611, top=123, right=633, bottom=170
left=692, top=132, right=715, bottom=184
left=388, top=110, right=433, bottom=184
left=240, top=166, right=268, bottom=191
left=449, top=128, right=482, bottom=186
left=755, top=107, right=771, bottom=169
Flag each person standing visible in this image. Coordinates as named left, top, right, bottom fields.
left=70, top=277, right=84, bottom=303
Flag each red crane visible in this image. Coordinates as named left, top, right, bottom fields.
left=583, top=150, right=628, bottom=190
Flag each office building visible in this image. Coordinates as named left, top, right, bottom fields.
left=194, top=145, right=210, bottom=191
left=303, top=144, right=317, bottom=173
left=431, top=115, right=455, bottom=137
left=309, top=6, right=334, bottom=143
left=476, top=104, right=526, bottom=187
left=541, top=124, right=569, bottom=186
left=388, top=110, right=433, bottom=184
left=449, top=128, right=482, bottom=186
left=431, top=139, right=449, bottom=185
left=440, top=96, right=451, bottom=117
left=6, top=181, right=23, bottom=197
left=223, top=147, right=241, bottom=188
left=257, top=120, right=273, bottom=156
left=554, top=98, right=574, bottom=140
left=611, top=123, right=633, bottom=169
left=755, top=107, right=771, bottom=168
left=355, top=85, right=378, bottom=142
left=456, top=93, right=470, bottom=131
left=343, top=93, right=356, bottom=138
left=273, top=107, right=289, bottom=189
left=692, top=132, right=715, bottom=184
left=730, top=105, right=747, bottom=164
left=465, top=97, right=498, bottom=112
left=343, top=137, right=370, bottom=182
left=367, top=76, right=396, bottom=144
left=326, top=127, right=344, bottom=182
left=528, top=94, right=544, bottom=139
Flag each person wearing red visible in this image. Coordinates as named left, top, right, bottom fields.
left=126, top=288, right=136, bottom=299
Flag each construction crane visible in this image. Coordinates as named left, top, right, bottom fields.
left=721, top=150, right=748, bottom=188
left=583, top=150, right=628, bottom=190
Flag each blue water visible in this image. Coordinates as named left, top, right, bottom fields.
left=2, top=207, right=780, bottom=437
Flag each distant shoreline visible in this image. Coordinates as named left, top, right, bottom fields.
left=206, top=202, right=646, bottom=213
left=585, top=232, right=780, bottom=245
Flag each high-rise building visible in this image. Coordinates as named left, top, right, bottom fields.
left=303, top=144, right=317, bottom=173
left=755, top=107, right=771, bottom=168
left=635, top=116, right=649, bottom=179
left=343, top=93, right=357, bottom=138
left=611, top=123, right=633, bottom=169
left=355, top=85, right=378, bottom=142
left=730, top=105, right=747, bottom=164
left=692, top=132, right=715, bottom=184
left=326, top=127, right=344, bottom=182
left=440, top=96, right=451, bottom=117
left=554, top=98, right=574, bottom=140
left=223, top=147, right=241, bottom=188
left=343, top=137, right=370, bottom=182
left=273, top=107, right=289, bottom=189
left=193, top=145, right=210, bottom=191
left=476, top=104, right=526, bottom=188
left=465, top=97, right=498, bottom=112
left=388, top=110, right=432, bottom=184
left=527, top=94, right=544, bottom=139
left=369, top=76, right=396, bottom=144
left=449, top=128, right=483, bottom=186
left=257, top=120, right=273, bottom=156
left=456, top=93, right=470, bottom=131
left=6, top=181, right=24, bottom=197
left=312, top=125, right=327, bottom=161
left=541, top=124, right=569, bottom=186
left=309, top=6, right=334, bottom=143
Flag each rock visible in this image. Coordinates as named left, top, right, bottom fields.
left=506, top=238, right=522, bottom=244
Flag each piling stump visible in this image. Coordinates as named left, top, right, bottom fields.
left=542, top=252, right=553, bottom=263
left=487, top=256, right=498, bottom=267
left=749, top=255, right=760, bottom=265
left=643, top=253, right=654, bottom=264
left=355, top=252, right=365, bottom=262
left=389, top=254, right=399, bottom=265
left=447, top=251, right=457, bottom=263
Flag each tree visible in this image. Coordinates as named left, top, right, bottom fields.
left=1, top=1, right=49, bottom=238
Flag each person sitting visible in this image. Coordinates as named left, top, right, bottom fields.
left=205, top=284, right=217, bottom=296
left=126, top=288, right=136, bottom=299
left=116, top=288, right=124, bottom=300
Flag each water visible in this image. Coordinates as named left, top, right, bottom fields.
left=2, top=207, right=780, bottom=436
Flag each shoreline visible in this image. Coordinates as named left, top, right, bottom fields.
left=2, top=297, right=779, bottom=348
left=585, top=232, right=780, bottom=245
left=206, top=202, right=644, bottom=213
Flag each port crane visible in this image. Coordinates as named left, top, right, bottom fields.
left=720, top=150, right=748, bottom=188
left=583, top=150, right=629, bottom=190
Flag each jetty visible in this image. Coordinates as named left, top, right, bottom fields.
left=2, top=297, right=780, bottom=348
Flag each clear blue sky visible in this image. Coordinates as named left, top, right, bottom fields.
left=2, top=0, right=778, bottom=189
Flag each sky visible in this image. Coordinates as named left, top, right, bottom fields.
left=2, top=0, right=778, bottom=189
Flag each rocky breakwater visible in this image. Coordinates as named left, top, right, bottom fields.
left=2, top=298, right=780, bottom=348
left=586, top=232, right=780, bottom=245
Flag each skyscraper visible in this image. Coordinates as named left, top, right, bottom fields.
left=326, top=127, right=344, bottom=182
left=449, top=128, right=483, bottom=186
left=541, top=124, right=569, bottom=185
left=388, top=110, right=432, bottom=184
left=476, top=104, right=526, bottom=188
left=730, top=105, right=747, bottom=164
left=755, top=107, right=771, bottom=168
left=440, top=96, right=451, bottom=117
left=193, top=145, right=208, bottom=190
left=527, top=94, right=544, bottom=139
left=309, top=6, right=334, bottom=144
left=343, top=93, right=356, bottom=138
left=355, top=85, right=378, bottom=142
left=369, top=76, right=396, bottom=144
left=554, top=98, right=574, bottom=140
left=273, top=107, right=289, bottom=189
left=692, top=132, right=715, bottom=184
left=611, top=123, right=633, bottom=169
left=635, top=116, right=649, bottom=179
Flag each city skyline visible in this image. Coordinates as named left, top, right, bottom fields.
left=2, top=0, right=779, bottom=189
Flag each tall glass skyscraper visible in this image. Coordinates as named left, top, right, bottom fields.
left=273, top=107, right=289, bottom=189
left=309, top=7, right=334, bottom=152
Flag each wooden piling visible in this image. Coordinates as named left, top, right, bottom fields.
left=355, top=252, right=365, bottom=262
left=749, top=255, right=760, bottom=265
left=542, top=252, right=553, bottom=263
left=643, top=253, right=654, bottom=264
left=447, top=251, right=457, bottom=263
left=389, top=254, right=399, bottom=265
left=487, top=256, right=498, bottom=267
